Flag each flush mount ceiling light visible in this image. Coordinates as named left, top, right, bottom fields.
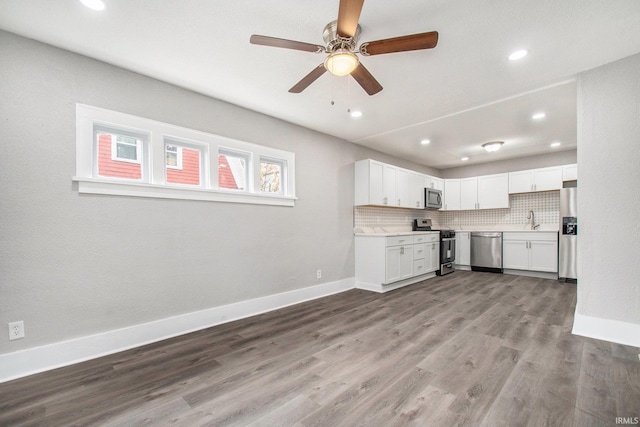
left=461, top=156, right=469, bottom=161
left=482, top=141, right=504, bottom=152
left=324, top=49, right=359, bottom=76
left=80, top=0, right=105, bottom=11
left=349, top=110, right=363, bottom=118
left=550, top=141, right=562, bottom=148
left=532, top=112, right=546, bottom=120
left=508, top=49, right=529, bottom=61
left=420, top=139, right=431, bottom=145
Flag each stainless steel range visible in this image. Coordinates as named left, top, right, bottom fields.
left=413, top=219, right=456, bottom=276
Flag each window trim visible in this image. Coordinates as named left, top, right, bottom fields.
left=74, top=104, right=296, bottom=207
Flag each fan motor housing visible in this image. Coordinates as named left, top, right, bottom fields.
left=323, top=20, right=361, bottom=52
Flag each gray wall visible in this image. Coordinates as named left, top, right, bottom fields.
left=440, top=150, right=577, bottom=179
left=576, top=53, right=640, bottom=325
left=0, top=31, right=433, bottom=354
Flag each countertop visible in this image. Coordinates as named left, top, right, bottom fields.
left=354, top=224, right=559, bottom=236
left=354, top=227, right=439, bottom=237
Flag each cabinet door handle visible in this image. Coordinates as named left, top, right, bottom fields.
left=398, top=199, right=401, bottom=206
left=383, top=197, right=388, bottom=204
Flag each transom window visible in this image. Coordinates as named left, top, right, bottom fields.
left=218, top=148, right=249, bottom=191
left=96, top=129, right=146, bottom=181
left=260, top=158, right=285, bottom=195
left=75, top=104, right=296, bottom=206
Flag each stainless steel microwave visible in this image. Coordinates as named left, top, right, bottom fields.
left=425, top=187, right=443, bottom=210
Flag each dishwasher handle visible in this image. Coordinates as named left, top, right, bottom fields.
left=471, top=232, right=502, bottom=238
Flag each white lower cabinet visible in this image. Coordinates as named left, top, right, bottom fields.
left=503, top=232, right=558, bottom=273
left=455, top=232, right=471, bottom=267
left=355, top=232, right=440, bottom=293
left=386, top=242, right=414, bottom=283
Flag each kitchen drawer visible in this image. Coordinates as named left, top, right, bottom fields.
left=413, top=258, right=426, bottom=276
left=413, top=243, right=427, bottom=260
left=386, top=235, right=414, bottom=247
left=413, top=233, right=440, bottom=244
left=503, top=232, right=558, bottom=242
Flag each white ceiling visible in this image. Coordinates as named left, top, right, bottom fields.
left=2, top=0, right=640, bottom=169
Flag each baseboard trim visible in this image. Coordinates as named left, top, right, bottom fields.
left=355, top=272, right=436, bottom=293
left=0, top=278, right=355, bottom=383
left=572, top=313, right=640, bottom=347
left=503, top=269, right=558, bottom=280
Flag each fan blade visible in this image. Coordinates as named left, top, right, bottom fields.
left=360, top=31, right=439, bottom=56
left=350, top=63, right=382, bottom=96
left=250, top=35, right=325, bottom=53
left=289, top=64, right=327, bottom=93
left=337, top=0, right=364, bottom=38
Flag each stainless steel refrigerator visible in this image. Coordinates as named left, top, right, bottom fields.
left=559, top=187, right=577, bottom=281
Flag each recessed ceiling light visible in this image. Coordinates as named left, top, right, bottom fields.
left=508, top=49, right=529, bottom=61
left=532, top=112, right=546, bottom=120
left=80, top=0, right=105, bottom=10
left=420, top=139, right=430, bottom=145
left=482, top=141, right=504, bottom=152
left=349, top=110, right=362, bottom=118
left=550, top=141, right=561, bottom=148
left=461, top=157, right=469, bottom=161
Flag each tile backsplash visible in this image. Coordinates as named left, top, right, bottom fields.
left=355, top=191, right=560, bottom=229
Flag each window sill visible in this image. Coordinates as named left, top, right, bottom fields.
left=72, top=177, right=296, bottom=207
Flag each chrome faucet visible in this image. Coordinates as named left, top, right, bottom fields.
left=527, top=210, right=540, bottom=230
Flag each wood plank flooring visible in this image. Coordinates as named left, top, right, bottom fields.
left=1, top=271, right=639, bottom=426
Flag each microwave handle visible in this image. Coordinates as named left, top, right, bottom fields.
left=437, top=192, right=442, bottom=205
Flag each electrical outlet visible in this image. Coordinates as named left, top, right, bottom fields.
left=316, top=269, right=322, bottom=279
left=8, top=321, right=25, bottom=340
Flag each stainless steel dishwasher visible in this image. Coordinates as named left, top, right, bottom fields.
left=470, top=232, right=503, bottom=273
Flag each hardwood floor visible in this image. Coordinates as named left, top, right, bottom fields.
left=1, top=271, right=639, bottom=426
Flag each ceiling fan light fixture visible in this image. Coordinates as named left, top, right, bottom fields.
left=324, top=49, right=359, bottom=76
left=482, top=141, right=504, bottom=152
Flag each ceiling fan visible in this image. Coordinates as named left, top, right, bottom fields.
left=250, top=0, right=438, bottom=96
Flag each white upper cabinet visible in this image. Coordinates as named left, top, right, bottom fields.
left=563, top=164, right=577, bottom=181
left=410, top=172, right=426, bottom=209
left=429, top=177, right=444, bottom=192
left=444, top=179, right=461, bottom=210
left=395, top=168, right=411, bottom=207
left=477, top=173, right=509, bottom=209
left=355, top=159, right=427, bottom=208
left=382, top=163, right=398, bottom=206
left=454, top=174, right=509, bottom=210
left=460, top=177, right=478, bottom=210
left=509, top=166, right=562, bottom=194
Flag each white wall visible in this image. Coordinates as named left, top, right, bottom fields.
left=440, top=150, right=577, bottom=179
left=572, top=52, right=640, bottom=346
left=0, top=30, right=434, bottom=372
